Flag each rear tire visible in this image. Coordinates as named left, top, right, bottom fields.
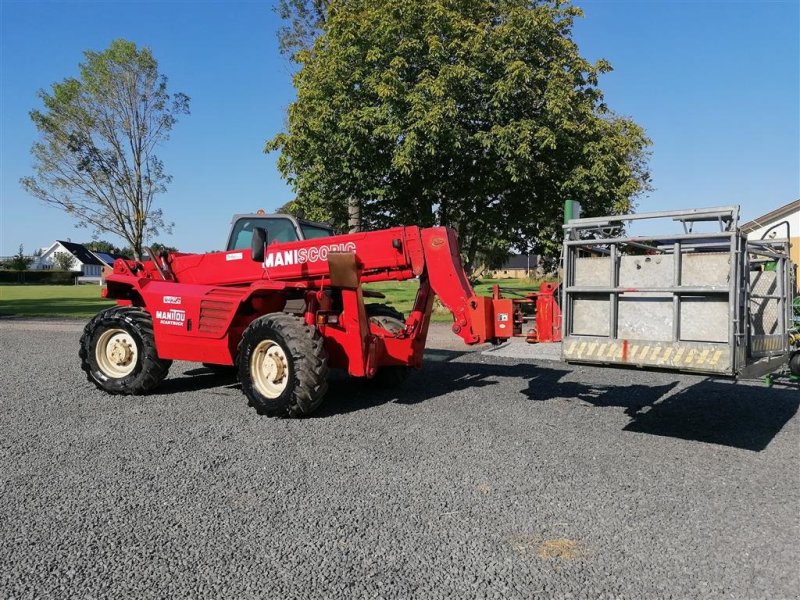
left=238, top=313, right=329, bottom=417
left=366, top=304, right=411, bottom=388
left=80, top=306, right=171, bottom=394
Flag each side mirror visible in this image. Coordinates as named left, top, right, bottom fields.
left=251, top=227, right=267, bottom=262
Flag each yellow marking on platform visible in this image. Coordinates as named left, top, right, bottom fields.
left=661, top=347, right=673, bottom=365
left=650, top=347, right=661, bottom=361
left=710, top=350, right=722, bottom=365
left=697, top=349, right=709, bottom=365
left=577, top=342, right=587, bottom=358
left=587, top=342, right=598, bottom=357
left=639, top=346, right=651, bottom=362
left=566, top=342, right=577, bottom=355
left=674, top=347, right=685, bottom=364
left=685, top=349, right=696, bottom=365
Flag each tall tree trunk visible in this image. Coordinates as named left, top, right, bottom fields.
left=418, top=196, right=435, bottom=228
left=439, top=194, right=449, bottom=227
left=347, top=197, right=360, bottom=233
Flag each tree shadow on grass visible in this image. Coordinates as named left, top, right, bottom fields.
left=0, top=297, right=113, bottom=318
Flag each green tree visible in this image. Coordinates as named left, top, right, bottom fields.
left=53, top=252, right=77, bottom=271
left=276, top=0, right=332, bottom=59
left=21, top=39, right=190, bottom=260
left=268, top=0, right=651, bottom=271
left=276, top=199, right=305, bottom=218
left=8, top=245, right=33, bottom=271
left=147, top=242, right=178, bottom=255
left=83, top=240, right=124, bottom=255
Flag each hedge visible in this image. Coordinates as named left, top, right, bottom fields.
left=0, top=270, right=80, bottom=284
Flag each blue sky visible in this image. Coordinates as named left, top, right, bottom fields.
left=1, top=0, right=798, bottom=255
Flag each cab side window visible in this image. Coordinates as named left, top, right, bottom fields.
left=300, top=224, right=334, bottom=239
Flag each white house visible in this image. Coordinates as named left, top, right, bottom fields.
left=32, top=240, right=119, bottom=282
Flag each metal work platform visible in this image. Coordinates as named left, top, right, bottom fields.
left=561, top=206, right=794, bottom=377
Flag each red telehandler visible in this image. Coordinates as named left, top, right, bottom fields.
left=80, top=214, right=522, bottom=417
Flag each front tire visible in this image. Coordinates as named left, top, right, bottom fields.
left=80, top=306, right=171, bottom=394
left=238, top=313, right=329, bottom=417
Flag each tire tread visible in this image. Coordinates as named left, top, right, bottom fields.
left=238, top=313, right=329, bottom=417
left=79, top=306, right=171, bottom=395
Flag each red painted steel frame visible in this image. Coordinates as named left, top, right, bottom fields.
left=531, top=282, right=562, bottom=343
left=103, top=226, right=515, bottom=378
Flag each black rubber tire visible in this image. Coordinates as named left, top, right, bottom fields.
left=238, top=313, right=329, bottom=417
left=366, top=303, right=405, bottom=327
left=365, top=304, right=411, bottom=388
left=789, top=352, right=800, bottom=377
left=79, top=306, right=171, bottom=395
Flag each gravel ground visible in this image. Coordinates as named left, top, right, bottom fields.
left=1, top=318, right=798, bottom=600
left=483, top=339, right=563, bottom=361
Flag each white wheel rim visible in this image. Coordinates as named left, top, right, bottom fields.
left=251, top=340, right=290, bottom=398
left=95, top=328, right=138, bottom=378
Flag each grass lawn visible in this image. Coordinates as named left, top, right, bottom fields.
left=365, top=278, right=546, bottom=322
left=0, top=278, right=545, bottom=321
left=0, top=285, right=114, bottom=319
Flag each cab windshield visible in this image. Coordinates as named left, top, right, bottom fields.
left=227, top=218, right=299, bottom=251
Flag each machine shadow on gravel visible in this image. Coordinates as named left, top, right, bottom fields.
left=318, top=360, right=798, bottom=451
left=146, top=357, right=798, bottom=451
left=621, top=379, right=800, bottom=451
left=522, top=365, right=799, bottom=451
left=157, top=367, right=241, bottom=395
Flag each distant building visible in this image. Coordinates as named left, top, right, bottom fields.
left=32, top=240, right=126, bottom=283
left=487, top=254, right=538, bottom=279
